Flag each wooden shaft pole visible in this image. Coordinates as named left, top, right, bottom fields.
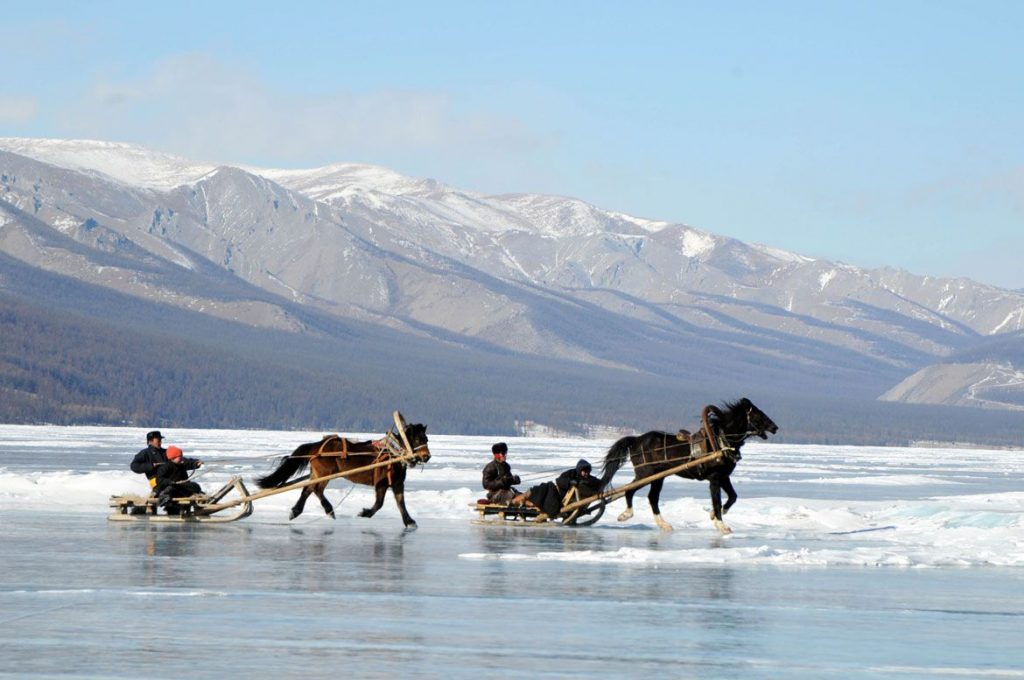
left=559, top=450, right=725, bottom=514
left=201, top=453, right=417, bottom=512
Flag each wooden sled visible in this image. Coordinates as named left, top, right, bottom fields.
left=471, top=487, right=607, bottom=527
left=108, top=476, right=254, bottom=524
left=470, top=448, right=731, bottom=529
left=107, top=411, right=423, bottom=525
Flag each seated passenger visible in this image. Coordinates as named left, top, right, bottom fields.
left=514, top=459, right=602, bottom=519
left=481, top=442, right=521, bottom=504
left=154, top=446, right=204, bottom=514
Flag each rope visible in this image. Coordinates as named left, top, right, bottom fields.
left=292, top=481, right=358, bottom=525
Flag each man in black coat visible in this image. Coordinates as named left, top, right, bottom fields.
left=481, top=442, right=521, bottom=504
left=130, top=430, right=167, bottom=490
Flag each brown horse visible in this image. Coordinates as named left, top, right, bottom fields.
left=256, top=417, right=431, bottom=527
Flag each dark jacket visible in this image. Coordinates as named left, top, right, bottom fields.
left=527, top=459, right=602, bottom=517
left=482, top=459, right=520, bottom=492
left=556, top=459, right=602, bottom=495
left=154, top=457, right=203, bottom=497
left=130, top=445, right=166, bottom=480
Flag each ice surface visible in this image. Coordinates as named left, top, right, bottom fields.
left=1, top=425, right=1022, bottom=678
left=2, top=426, right=1020, bottom=569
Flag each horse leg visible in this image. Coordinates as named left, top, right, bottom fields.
left=648, top=478, right=673, bottom=532
left=390, top=481, right=416, bottom=528
left=359, top=481, right=388, bottom=518
left=708, top=478, right=732, bottom=534
left=617, top=485, right=637, bottom=522
left=720, top=476, right=738, bottom=515
left=312, top=481, right=335, bottom=519
left=290, top=486, right=313, bottom=520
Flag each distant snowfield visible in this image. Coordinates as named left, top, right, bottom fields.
left=1, top=424, right=1022, bottom=568
left=0, top=137, right=217, bottom=190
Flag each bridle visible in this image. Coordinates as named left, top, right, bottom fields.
left=704, top=404, right=768, bottom=461
left=383, top=426, right=431, bottom=468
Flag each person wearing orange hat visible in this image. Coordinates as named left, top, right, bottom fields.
left=154, top=445, right=204, bottom=514
left=481, top=442, right=521, bottom=505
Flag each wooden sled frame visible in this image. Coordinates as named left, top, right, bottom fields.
left=472, top=486, right=607, bottom=527
left=107, top=411, right=423, bottom=524
left=108, top=476, right=254, bottom=523
left=472, top=448, right=730, bottom=529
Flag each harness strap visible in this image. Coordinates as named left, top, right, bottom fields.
left=701, top=405, right=719, bottom=453
left=313, top=435, right=338, bottom=460
left=372, top=452, right=395, bottom=486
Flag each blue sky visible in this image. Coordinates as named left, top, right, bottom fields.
left=4, top=1, right=1023, bottom=289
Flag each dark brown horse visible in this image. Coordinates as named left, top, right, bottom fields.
left=600, top=398, right=777, bottom=534
left=256, top=416, right=431, bottom=527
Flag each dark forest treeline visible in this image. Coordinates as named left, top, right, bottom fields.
left=0, top=296, right=384, bottom=429
left=2, top=293, right=1022, bottom=446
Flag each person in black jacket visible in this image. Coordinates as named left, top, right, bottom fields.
left=154, top=445, right=204, bottom=514
left=130, top=430, right=167, bottom=491
left=481, top=442, right=521, bottom=504
left=519, top=459, right=602, bottom=520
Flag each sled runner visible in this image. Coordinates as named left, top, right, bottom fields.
left=108, top=476, right=254, bottom=523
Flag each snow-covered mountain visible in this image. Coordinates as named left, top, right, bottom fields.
left=3, top=137, right=1023, bottom=412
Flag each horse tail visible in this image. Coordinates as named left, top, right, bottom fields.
left=601, top=436, right=637, bottom=487
left=255, top=444, right=313, bottom=489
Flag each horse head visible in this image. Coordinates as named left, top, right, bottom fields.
left=403, top=423, right=431, bottom=467
left=738, top=397, right=778, bottom=440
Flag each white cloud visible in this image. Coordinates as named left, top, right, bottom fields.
left=0, top=96, right=38, bottom=124
left=56, top=53, right=553, bottom=170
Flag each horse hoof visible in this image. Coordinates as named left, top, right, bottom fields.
left=359, top=509, right=372, bottom=518
left=617, top=509, right=634, bottom=522
left=328, top=512, right=336, bottom=519
left=404, top=521, right=417, bottom=529
left=289, top=510, right=300, bottom=520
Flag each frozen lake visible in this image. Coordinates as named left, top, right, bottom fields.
left=1, top=424, right=1022, bottom=678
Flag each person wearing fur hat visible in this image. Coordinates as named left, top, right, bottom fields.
left=130, top=430, right=168, bottom=489
left=154, top=445, right=204, bottom=514
left=481, top=442, right=521, bottom=504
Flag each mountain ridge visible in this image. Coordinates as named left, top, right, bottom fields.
left=2, top=137, right=1023, bottom=429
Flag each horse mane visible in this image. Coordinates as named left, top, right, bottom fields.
left=708, top=399, right=745, bottom=432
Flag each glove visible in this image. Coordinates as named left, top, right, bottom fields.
left=511, top=475, right=520, bottom=485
